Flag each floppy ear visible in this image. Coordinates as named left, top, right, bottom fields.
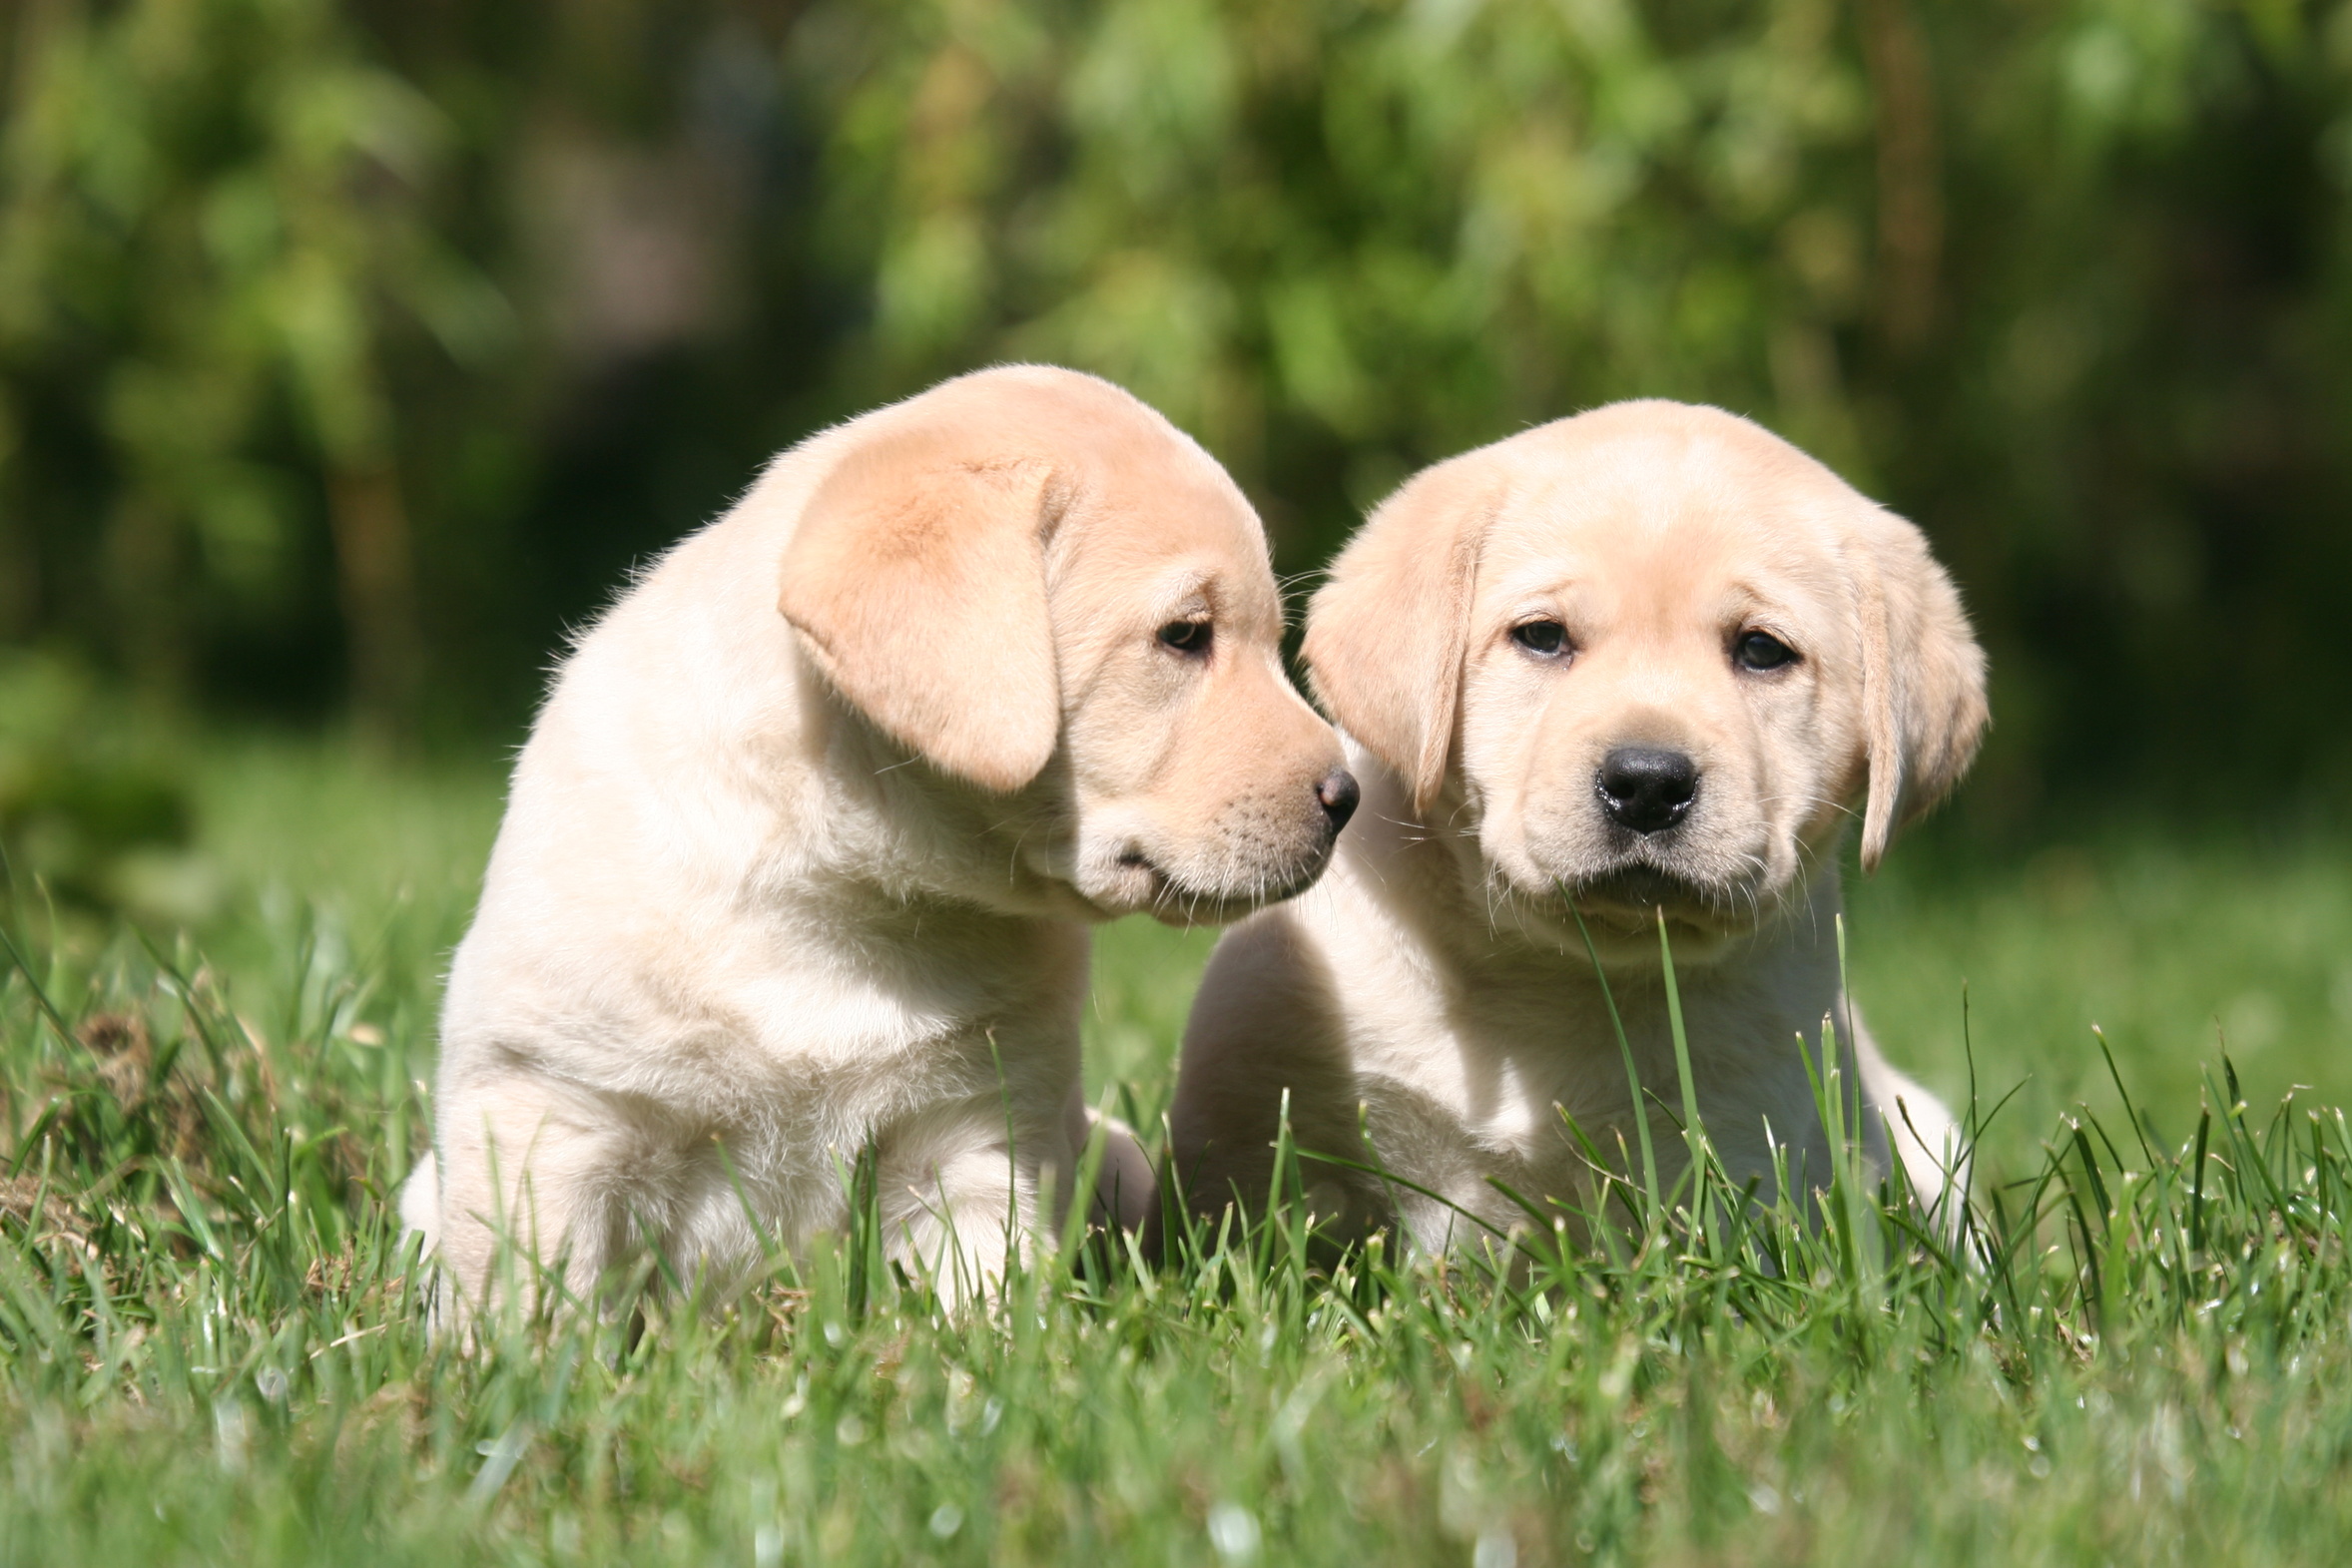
left=1302, top=456, right=1493, bottom=813
left=779, top=421, right=1063, bottom=793
left=1854, top=509, right=1989, bottom=871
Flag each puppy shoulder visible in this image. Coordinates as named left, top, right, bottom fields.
left=1174, top=906, right=1359, bottom=1136
left=1188, top=905, right=1342, bottom=1036
left=1167, top=905, right=1378, bottom=1233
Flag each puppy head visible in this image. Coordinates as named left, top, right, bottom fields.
left=781, top=365, right=1351, bottom=923
left=1307, top=400, right=1986, bottom=963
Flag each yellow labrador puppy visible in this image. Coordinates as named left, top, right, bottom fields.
left=403, top=365, right=1355, bottom=1311
left=1163, top=400, right=1986, bottom=1253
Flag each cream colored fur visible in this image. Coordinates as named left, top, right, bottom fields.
left=1163, top=400, right=1988, bottom=1254
left=402, top=364, right=1347, bottom=1314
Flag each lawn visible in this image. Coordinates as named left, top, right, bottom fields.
left=4, top=731, right=2351, bottom=1564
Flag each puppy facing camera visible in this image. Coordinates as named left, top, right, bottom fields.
left=1162, top=399, right=1988, bottom=1254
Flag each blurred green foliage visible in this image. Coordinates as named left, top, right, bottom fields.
left=0, top=652, right=193, bottom=913
left=2, top=0, right=2349, bottom=812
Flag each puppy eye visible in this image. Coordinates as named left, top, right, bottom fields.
left=1157, top=619, right=1213, bottom=656
left=1510, top=620, right=1568, bottom=658
left=1734, top=630, right=1797, bottom=671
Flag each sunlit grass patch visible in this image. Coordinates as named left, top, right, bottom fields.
left=1, top=739, right=2350, bottom=1563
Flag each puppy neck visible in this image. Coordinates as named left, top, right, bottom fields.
left=790, top=677, right=1100, bottom=927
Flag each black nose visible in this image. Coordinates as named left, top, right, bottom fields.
left=1316, top=769, right=1361, bottom=833
left=1596, top=747, right=1698, bottom=835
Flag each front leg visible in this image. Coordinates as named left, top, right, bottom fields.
left=1160, top=910, right=1383, bottom=1256
left=421, top=1069, right=641, bottom=1324
left=1064, top=1084, right=1154, bottom=1235
left=1848, top=1002, right=1969, bottom=1229
left=872, top=1093, right=1075, bottom=1305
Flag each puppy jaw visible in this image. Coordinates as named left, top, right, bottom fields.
left=1454, top=798, right=1791, bottom=970
left=1464, top=797, right=1828, bottom=970
left=1065, top=799, right=1343, bottom=926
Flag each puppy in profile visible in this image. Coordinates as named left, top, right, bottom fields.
left=403, top=365, right=1356, bottom=1312
left=1163, top=401, right=1987, bottom=1253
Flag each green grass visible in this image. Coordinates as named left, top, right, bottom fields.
left=5, top=735, right=2352, bottom=1564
